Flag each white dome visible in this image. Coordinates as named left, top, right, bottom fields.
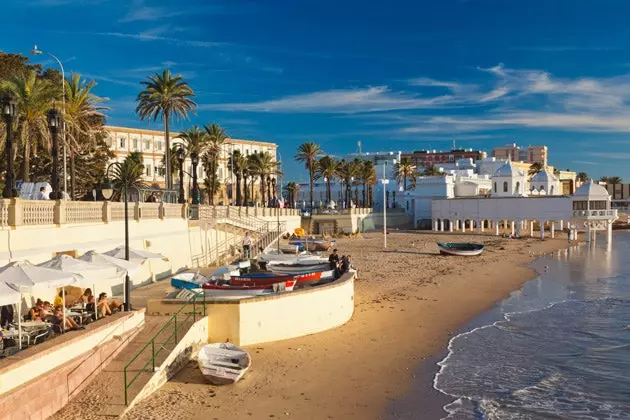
left=493, top=161, right=525, bottom=177
left=531, top=169, right=558, bottom=182
left=573, top=181, right=610, bottom=199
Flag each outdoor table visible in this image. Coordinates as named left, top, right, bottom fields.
left=20, top=321, right=48, bottom=329
left=2, top=329, right=30, bottom=346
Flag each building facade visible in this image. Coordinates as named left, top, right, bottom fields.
left=104, top=126, right=277, bottom=202
left=492, top=143, right=548, bottom=166
left=402, top=148, right=485, bottom=169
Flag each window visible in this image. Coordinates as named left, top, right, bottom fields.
left=157, top=167, right=165, bottom=177
left=145, top=164, right=152, bottom=177
left=156, top=140, right=163, bottom=151
left=503, top=181, right=508, bottom=193
left=449, top=155, right=454, bottom=162
left=540, top=185, right=545, bottom=191
left=516, top=182, right=520, bottom=193
left=132, top=137, right=139, bottom=151
left=494, top=182, right=497, bottom=193
left=573, top=201, right=587, bottom=210
left=119, top=137, right=126, bottom=149
left=143, top=139, right=151, bottom=151
left=550, top=186, right=554, bottom=195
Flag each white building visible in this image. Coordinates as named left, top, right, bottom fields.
left=529, top=168, right=561, bottom=196
left=491, top=159, right=528, bottom=197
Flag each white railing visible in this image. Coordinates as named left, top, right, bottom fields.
left=140, top=203, right=161, bottom=220
left=0, top=199, right=9, bottom=227
left=110, top=202, right=133, bottom=222
left=162, top=203, right=183, bottom=219
left=22, top=201, right=55, bottom=225
left=65, top=202, right=103, bottom=224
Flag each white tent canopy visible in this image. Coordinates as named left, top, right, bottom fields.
left=78, top=251, right=141, bottom=276
left=0, top=261, right=81, bottom=290
left=0, top=282, right=21, bottom=307
left=37, top=254, right=120, bottom=286
left=103, top=246, right=168, bottom=262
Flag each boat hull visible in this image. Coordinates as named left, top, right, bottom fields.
left=197, top=343, right=251, bottom=385
left=230, top=269, right=335, bottom=287
left=288, top=238, right=335, bottom=251
left=268, top=262, right=332, bottom=274
left=202, top=279, right=296, bottom=296
left=437, top=242, right=485, bottom=256
left=171, top=272, right=209, bottom=290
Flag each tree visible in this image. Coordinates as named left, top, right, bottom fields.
left=203, top=123, right=227, bottom=204
left=295, top=142, right=323, bottom=208
left=335, top=159, right=359, bottom=207
left=608, top=176, right=622, bottom=184
left=228, top=150, right=248, bottom=205
left=109, top=155, right=147, bottom=200
left=316, top=155, right=337, bottom=203
left=136, top=69, right=196, bottom=190
left=179, top=125, right=209, bottom=204
left=1, top=69, right=59, bottom=182
left=599, top=176, right=610, bottom=184
left=394, top=157, right=416, bottom=190
left=284, top=182, right=300, bottom=208
left=422, top=165, right=442, bottom=176
left=528, top=162, right=544, bottom=177
left=359, top=160, right=376, bottom=207
left=63, top=73, right=109, bottom=199
left=249, top=151, right=282, bottom=206
left=576, top=172, right=589, bottom=183
left=0, top=51, right=43, bottom=81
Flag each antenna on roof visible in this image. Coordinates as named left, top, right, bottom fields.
left=452, top=138, right=456, bottom=150
left=357, top=140, right=362, bottom=154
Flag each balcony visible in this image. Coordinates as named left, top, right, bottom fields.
left=572, top=209, right=617, bottom=219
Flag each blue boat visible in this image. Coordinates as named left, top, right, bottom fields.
left=171, top=272, right=210, bottom=290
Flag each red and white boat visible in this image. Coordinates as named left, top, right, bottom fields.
left=230, top=270, right=335, bottom=288
left=202, top=279, right=297, bottom=296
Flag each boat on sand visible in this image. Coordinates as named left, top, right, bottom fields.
left=202, top=279, right=296, bottom=296
left=197, top=342, right=251, bottom=385
left=267, top=260, right=331, bottom=274
left=230, top=270, right=335, bottom=287
left=437, top=242, right=485, bottom=256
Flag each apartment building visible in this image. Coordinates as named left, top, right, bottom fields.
left=492, top=144, right=548, bottom=166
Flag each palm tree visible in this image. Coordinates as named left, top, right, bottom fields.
left=599, top=176, right=610, bottom=184
left=1, top=69, right=58, bottom=182
left=335, top=159, right=358, bottom=207
left=249, top=151, right=282, bottom=206
left=608, top=176, right=623, bottom=184
left=228, top=150, right=248, bottom=205
left=576, top=172, right=589, bottom=183
left=179, top=126, right=209, bottom=204
left=317, top=155, right=337, bottom=203
left=394, top=157, right=416, bottom=190
left=295, top=142, right=323, bottom=208
left=359, top=160, right=376, bottom=207
left=109, top=155, right=147, bottom=200
left=284, top=182, right=300, bottom=208
left=136, top=69, right=197, bottom=190
left=203, top=123, right=227, bottom=205
left=63, top=74, right=109, bottom=199
left=528, top=162, right=544, bottom=177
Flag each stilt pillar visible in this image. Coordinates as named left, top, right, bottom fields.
left=530, top=221, right=534, bottom=237
left=449, top=220, right=453, bottom=233
left=433, top=219, right=438, bottom=231
left=540, top=220, right=545, bottom=239
left=494, top=220, right=500, bottom=236
left=462, top=220, right=466, bottom=233
left=480, top=220, right=484, bottom=233
left=559, top=220, right=564, bottom=231
left=510, top=221, right=515, bottom=236
left=439, top=219, right=444, bottom=232
left=550, top=221, right=555, bottom=238
left=516, top=220, right=522, bottom=237
left=586, top=223, right=591, bottom=243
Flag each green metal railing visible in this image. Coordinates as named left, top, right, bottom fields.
left=123, top=293, right=207, bottom=406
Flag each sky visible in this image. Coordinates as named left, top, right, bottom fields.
left=3, top=0, right=630, bottom=181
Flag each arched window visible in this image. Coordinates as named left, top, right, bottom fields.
left=515, top=182, right=520, bottom=193
left=503, top=181, right=508, bottom=193
left=540, top=185, right=545, bottom=191
left=494, top=182, right=497, bottom=193
left=550, top=185, right=554, bottom=195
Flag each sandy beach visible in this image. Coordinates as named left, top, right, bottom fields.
left=124, top=231, right=568, bottom=420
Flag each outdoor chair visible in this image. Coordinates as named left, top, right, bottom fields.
left=30, top=327, right=52, bottom=345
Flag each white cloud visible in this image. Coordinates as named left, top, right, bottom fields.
left=120, top=0, right=184, bottom=22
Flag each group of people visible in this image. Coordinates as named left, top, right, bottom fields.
left=328, top=249, right=353, bottom=279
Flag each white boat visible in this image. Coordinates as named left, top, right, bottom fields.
left=267, top=260, right=331, bottom=274
left=257, top=252, right=322, bottom=265
left=437, top=242, right=485, bottom=256
left=197, top=342, right=251, bottom=385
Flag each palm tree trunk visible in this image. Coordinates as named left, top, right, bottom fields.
left=309, top=167, right=314, bottom=208
left=70, top=151, right=76, bottom=200
left=242, top=175, right=248, bottom=206
left=362, top=183, right=367, bottom=206
left=22, top=142, right=30, bottom=182
left=235, top=174, right=242, bottom=205
left=164, top=111, right=171, bottom=190
left=210, top=156, right=217, bottom=205
left=260, top=175, right=266, bottom=206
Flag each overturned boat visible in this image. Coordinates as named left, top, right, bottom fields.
left=197, top=342, right=251, bottom=385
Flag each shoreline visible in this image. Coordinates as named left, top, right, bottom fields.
left=124, top=231, right=570, bottom=420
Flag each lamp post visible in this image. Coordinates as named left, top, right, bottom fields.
left=382, top=159, right=396, bottom=249
left=100, top=168, right=131, bottom=311
left=176, top=147, right=185, bottom=204
left=1, top=95, right=18, bottom=198
left=32, top=46, right=67, bottom=198
left=191, top=152, right=200, bottom=205
left=47, top=108, right=62, bottom=200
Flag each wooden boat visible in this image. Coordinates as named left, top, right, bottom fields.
left=437, top=242, right=485, bottom=256
left=171, top=272, right=211, bottom=290
left=267, top=260, right=332, bottom=274
left=257, top=252, right=322, bottom=268
left=230, top=269, right=335, bottom=288
left=197, top=342, right=251, bottom=385
left=288, top=237, right=335, bottom=252
left=202, top=279, right=297, bottom=296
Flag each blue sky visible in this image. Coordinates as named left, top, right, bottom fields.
left=3, top=0, right=630, bottom=181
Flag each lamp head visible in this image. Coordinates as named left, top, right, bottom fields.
left=31, top=45, right=43, bottom=55
left=100, top=178, right=114, bottom=201
left=46, top=108, right=61, bottom=132
left=176, top=146, right=185, bottom=161
left=0, top=95, right=18, bottom=119
left=190, top=152, right=199, bottom=165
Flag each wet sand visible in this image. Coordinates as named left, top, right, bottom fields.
left=124, top=231, right=568, bottom=420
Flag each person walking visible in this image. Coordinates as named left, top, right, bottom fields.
left=243, top=232, right=252, bottom=259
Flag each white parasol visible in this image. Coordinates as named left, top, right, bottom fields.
left=102, top=246, right=168, bottom=262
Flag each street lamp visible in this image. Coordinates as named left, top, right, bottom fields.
left=32, top=45, right=68, bottom=198
left=101, top=167, right=131, bottom=311
left=47, top=108, right=62, bottom=200
left=382, top=159, right=397, bottom=249
left=176, top=147, right=185, bottom=204
left=1, top=95, right=18, bottom=199
left=191, top=152, right=200, bottom=205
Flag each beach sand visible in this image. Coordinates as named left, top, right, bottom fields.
left=124, top=231, right=568, bottom=420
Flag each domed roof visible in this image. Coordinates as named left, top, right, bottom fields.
left=573, top=180, right=610, bottom=199
left=493, top=160, right=525, bottom=178
left=531, top=169, right=558, bottom=183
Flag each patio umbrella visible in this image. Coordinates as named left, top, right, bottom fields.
left=0, top=282, right=20, bottom=307
left=102, top=246, right=168, bottom=262
left=0, top=261, right=81, bottom=349
left=38, top=255, right=121, bottom=320
left=78, top=251, right=142, bottom=306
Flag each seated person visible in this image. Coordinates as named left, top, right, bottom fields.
left=97, top=293, right=113, bottom=317
left=28, top=301, right=44, bottom=321
left=51, top=307, right=83, bottom=332
left=53, top=291, right=64, bottom=308
left=82, top=288, right=93, bottom=305
left=86, top=295, right=96, bottom=313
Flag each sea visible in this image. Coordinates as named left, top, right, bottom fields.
left=390, top=232, right=630, bottom=420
